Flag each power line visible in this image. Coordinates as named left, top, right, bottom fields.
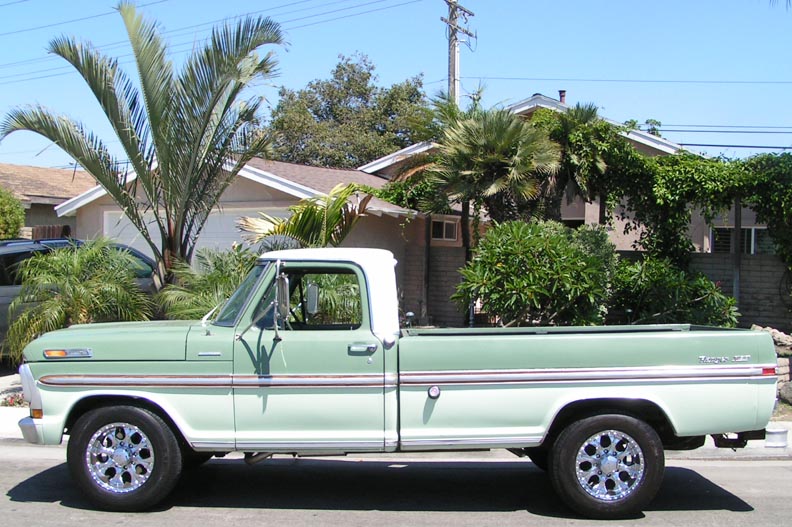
left=0, top=0, right=355, bottom=77
left=0, top=0, right=170, bottom=38
left=0, top=0, right=29, bottom=7
left=286, top=0, right=422, bottom=29
left=460, top=75, right=792, bottom=86
left=680, top=143, right=792, bottom=150
left=0, top=0, right=422, bottom=86
left=660, top=129, right=792, bottom=134
left=663, top=124, right=792, bottom=129
left=0, top=0, right=356, bottom=70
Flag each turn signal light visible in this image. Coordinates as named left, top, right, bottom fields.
left=30, top=409, right=43, bottom=419
left=43, top=348, right=92, bottom=359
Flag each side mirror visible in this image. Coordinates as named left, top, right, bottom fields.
left=306, top=282, right=319, bottom=315
left=276, top=273, right=290, bottom=321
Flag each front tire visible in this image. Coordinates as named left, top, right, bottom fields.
left=67, top=406, right=183, bottom=511
left=548, top=414, right=664, bottom=519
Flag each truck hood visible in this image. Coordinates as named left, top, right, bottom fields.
left=23, top=320, right=196, bottom=362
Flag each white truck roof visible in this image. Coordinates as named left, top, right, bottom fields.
left=259, top=248, right=400, bottom=341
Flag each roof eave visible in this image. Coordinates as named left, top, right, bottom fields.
left=55, top=183, right=112, bottom=217
left=357, top=141, right=436, bottom=174
left=505, top=94, right=568, bottom=115
left=239, top=165, right=321, bottom=199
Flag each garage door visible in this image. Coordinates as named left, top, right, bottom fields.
left=103, top=207, right=290, bottom=259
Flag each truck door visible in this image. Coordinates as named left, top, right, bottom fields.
left=232, top=262, right=387, bottom=452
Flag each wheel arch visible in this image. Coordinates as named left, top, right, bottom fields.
left=543, top=398, right=678, bottom=449
left=64, top=395, right=192, bottom=453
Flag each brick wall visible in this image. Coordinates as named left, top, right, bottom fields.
left=400, top=226, right=428, bottom=324
left=689, top=253, right=791, bottom=332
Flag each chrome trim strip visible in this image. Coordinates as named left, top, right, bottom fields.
left=39, top=373, right=396, bottom=389
left=197, top=352, right=223, bottom=357
left=400, top=436, right=543, bottom=448
left=399, top=364, right=776, bottom=386
left=39, top=375, right=233, bottom=388
left=235, top=440, right=384, bottom=451
left=234, top=373, right=397, bottom=389
left=38, top=364, right=773, bottom=390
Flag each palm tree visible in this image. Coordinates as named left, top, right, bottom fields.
left=157, top=245, right=258, bottom=320
left=0, top=2, right=283, bottom=287
left=237, top=183, right=372, bottom=248
left=392, top=98, right=559, bottom=256
left=436, top=107, right=559, bottom=226
left=538, top=103, right=607, bottom=222
left=2, top=239, right=154, bottom=365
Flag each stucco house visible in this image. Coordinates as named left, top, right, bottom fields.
left=357, top=91, right=786, bottom=329
left=0, top=163, right=95, bottom=238
left=359, top=91, right=771, bottom=257
left=55, top=158, right=465, bottom=326
left=49, top=91, right=785, bottom=329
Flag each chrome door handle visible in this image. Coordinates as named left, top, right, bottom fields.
left=348, top=343, right=378, bottom=354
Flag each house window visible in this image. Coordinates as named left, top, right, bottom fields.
left=432, top=219, right=458, bottom=241
left=711, top=227, right=775, bottom=255
left=562, top=219, right=585, bottom=229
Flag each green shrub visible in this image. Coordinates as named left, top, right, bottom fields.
left=2, top=239, right=153, bottom=365
left=157, top=245, right=258, bottom=320
left=609, top=257, right=739, bottom=327
left=453, top=221, right=611, bottom=326
left=0, top=187, right=24, bottom=239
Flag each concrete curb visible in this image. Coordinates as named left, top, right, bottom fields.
left=0, top=407, right=29, bottom=441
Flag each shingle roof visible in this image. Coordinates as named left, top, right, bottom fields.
left=0, top=163, right=96, bottom=205
left=246, top=158, right=388, bottom=192
left=244, top=158, right=411, bottom=215
left=56, top=158, right=413, bottom=217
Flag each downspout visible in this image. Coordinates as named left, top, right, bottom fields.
left=423, top=213, right=431, bottom=326
left=732, top=197, right=742, bottom=306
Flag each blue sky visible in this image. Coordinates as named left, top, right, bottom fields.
left=0, top=0, right=790, bottom=169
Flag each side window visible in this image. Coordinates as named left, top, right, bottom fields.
left=0, top=255, right=13, bottom=286
left=128, top=254, right=154, bottom=278
left=0, top=250, right=45, bottom=286
left=285, top=268, right=362, bottom=330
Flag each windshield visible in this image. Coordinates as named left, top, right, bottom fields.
left=213, top=263, right=268, bottom=327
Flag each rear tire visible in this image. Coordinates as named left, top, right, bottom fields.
left=67, top=406, right=183, bottom=511
left=548, top=414, right=664, bottom=519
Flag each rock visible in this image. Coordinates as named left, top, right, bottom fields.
left=752, top=325, right=792, bottom=357
left=780, top=383, right=792, bottom=406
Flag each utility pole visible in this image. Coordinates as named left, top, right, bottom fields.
left=441, top=0, right=475, bottom=105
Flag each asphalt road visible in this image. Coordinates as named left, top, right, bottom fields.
left=1, top=442, right=791, bottom=526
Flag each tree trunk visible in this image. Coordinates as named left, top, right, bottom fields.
left=461, top=200, right=471, bottom=261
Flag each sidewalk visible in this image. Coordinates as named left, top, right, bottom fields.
left=1, top=372, right=791, bottom=460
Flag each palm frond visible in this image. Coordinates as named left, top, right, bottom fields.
left=238, top=184, right=370, bottom=247
left=1, top=4, right=284, bottom=287
left=2, top=239, right=153, bottom=363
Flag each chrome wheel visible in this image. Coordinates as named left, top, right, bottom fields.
left=574, top=429, right=645, bottom=502
left=85, top=422, right=154, bottom=493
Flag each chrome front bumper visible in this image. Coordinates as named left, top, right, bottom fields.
left=18, top=416, right=43, bottom=444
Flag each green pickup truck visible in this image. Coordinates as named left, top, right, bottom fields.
left=17, top=248, right=778, bottom=518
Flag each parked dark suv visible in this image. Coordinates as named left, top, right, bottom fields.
left=0, top=239, right=156, bottom=342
